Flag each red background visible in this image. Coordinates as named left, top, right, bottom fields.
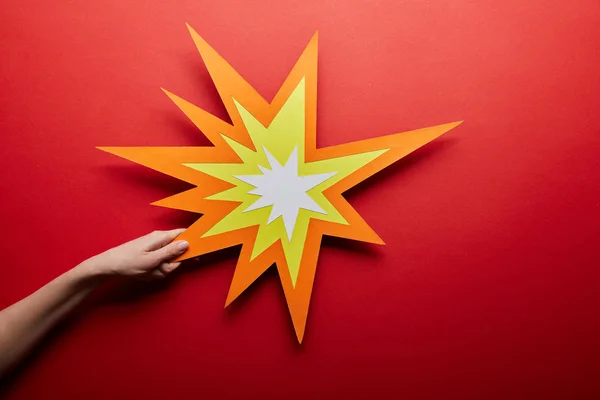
left=1, top=0, right=600, bottom=398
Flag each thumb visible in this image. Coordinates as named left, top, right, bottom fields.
left=150, top=240, right=189, bottom=263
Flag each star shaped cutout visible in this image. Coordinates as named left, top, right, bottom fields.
left=235, top=146, right=336, bottom=241
left=98, top=24, right=462, bottom=342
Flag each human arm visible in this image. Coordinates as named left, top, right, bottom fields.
left=0, top=229, right=189, bottom=378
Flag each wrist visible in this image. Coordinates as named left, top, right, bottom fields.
left=72, top=257, right=113, bottom=282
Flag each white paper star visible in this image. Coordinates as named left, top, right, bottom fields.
left=235, top=146, right=337, bottom=241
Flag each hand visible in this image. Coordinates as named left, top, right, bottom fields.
left=80, top=229, right=189, bottom=280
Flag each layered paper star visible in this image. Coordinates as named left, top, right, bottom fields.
left=99, top=24, right=461, bottom=342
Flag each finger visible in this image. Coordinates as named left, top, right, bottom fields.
left=149, top=268, right=167, bottom=280
left=150, top=240, right=189, bottom=263
left=162, top=262, right=181, bottom=274
left=148, top=262, right=180, bottom=280
left=144, top=228, right=186, bottom=251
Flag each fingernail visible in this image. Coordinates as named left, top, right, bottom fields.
left=177, top=241, right=189, bottom=252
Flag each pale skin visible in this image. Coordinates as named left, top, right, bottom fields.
left=0, top=229, right=189, bottom=379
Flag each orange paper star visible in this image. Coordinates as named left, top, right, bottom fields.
left=99, top=24, right=461, bottom=342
